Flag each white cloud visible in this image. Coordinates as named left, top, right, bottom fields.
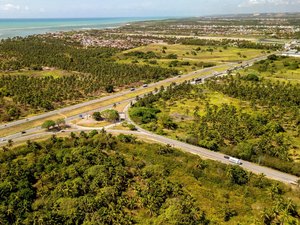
left=239, top=0, right=300, bottom=7
left=24, top=5, right=29, bottom=11
left=0, top=3, right=21, bottom=11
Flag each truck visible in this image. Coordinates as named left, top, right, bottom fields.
left=228, top=157, right=242, bottom=165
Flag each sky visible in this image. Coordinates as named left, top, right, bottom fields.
left=0, top=0, right=300, bottom=18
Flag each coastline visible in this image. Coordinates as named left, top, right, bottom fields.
left=0, top=17, right=165, bottom=39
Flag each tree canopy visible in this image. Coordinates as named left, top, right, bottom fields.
left=0, top=131, right=299, bottom=224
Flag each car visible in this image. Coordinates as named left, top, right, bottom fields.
left=228, top=157, right=242, bottom=165
left=21, top=131, right=26, bottom=134
left=224, top=155, right=230, bottom=159
left=130, top=88, right=135, bottom=91
left=142, top=84, right=148, bottom=88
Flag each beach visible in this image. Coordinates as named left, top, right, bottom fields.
left=0, top=17, right=161, bottom=39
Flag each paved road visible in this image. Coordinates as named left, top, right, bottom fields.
left=0, top=53, right=267, bottom=140
left=0, top=54, right=269, bottom=137
left=0, top=63, right=234, bottom=133
left=1, top=98, right=134, bottom=142
left=1, top=99, right=298, bottom=185
left=2, top=53, right=296, bottom=185
left=123, top=103, right=299, bottom=185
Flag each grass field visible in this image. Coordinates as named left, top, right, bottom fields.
left=116, top=43, right=265, bottom=73
left=0, top=69, right=73, bottom=78
left=240, top=56, right=300, bottom=83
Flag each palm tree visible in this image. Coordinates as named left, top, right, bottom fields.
left=7, top=139, right=13, bottom=147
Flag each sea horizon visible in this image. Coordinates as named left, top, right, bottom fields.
left=0, top=17, right=170, bottom=39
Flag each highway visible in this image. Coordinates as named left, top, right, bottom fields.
left=123, top=104, right=299, bottom=185
left=0, top=64, right=230, bottom=132
left=0, top=54, right=268, bottom=134
left=3, top=101, right=298, bottom=185
left=2, top=53, right=297, bottom=185
left=1, top=99, right=134, bottom=142
left=0, top=96, right=298, bottom=185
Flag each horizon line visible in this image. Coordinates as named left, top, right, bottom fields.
left=0, top=11, right=300, bottom=20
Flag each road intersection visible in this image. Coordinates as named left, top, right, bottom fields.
left=1, top=54, right=298, bottom=185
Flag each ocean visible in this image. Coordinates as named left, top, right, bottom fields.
left=0, top=17, right=162, bottom=39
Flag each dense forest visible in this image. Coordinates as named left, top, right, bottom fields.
left=0, top=37, right=177, bottom=122
left=0, top=130, right=299, bottom=224
left=130, top=76, right=300, bottom=176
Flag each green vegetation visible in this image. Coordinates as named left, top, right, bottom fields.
left=0, top=37, right=269, bottom=124
left=99, top=109, right=120, bottom=122
left=0, top=131, right=299, bottom=224
left=130, top=78, right=300, bottom=176
left=240, top=55, right=300, bottom=83
left=179, top=38, right=280, bottom=50
left=124, top=51, right=159, bottom=59
left=92, top=109, right=120, bottom=123
left=41, top=120, right=56, bottom=130
left=92, top=112, right=102, bottom=121
left=41, top=118, right=66, bottom=131
left=118, top=43, right=264, bottom=73
left=0, top=37, right=177, bottom=123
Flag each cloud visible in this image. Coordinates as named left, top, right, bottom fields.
left=0, top=3, right=21, bottom=11
left=239, top=0, right=300, bottom=7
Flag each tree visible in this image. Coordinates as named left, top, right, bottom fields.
left=105, top=85, right=114, bottom=93
left=70, top=132, right=77, bottom=139
left=92, top=112, right=102, bottom=121
left=227, top=166, right=249, bottom=185
left=89, top=130, right=98, bottom=138
left=159, top=114, right=178, bottom=130
left=101, top=109, right=120, bottom=122
left=56, top=118, right=66, bottom=129
left=42, top=120, right=56, bottom=130
left=80, top=131, right=88, bottom=139
left=128, top=124, right=137, bottom=131
left=2, top=146, right=9, bottom=152
left=7, top=139, right=13, bottom=147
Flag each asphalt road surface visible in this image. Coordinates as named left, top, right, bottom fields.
left=123, top=104, right=299, bottom=185
left=2, top=54, right=296, bottom=185
left=0, top=64, right=231, bottom=132
left=0, top=56, right=267, bottom=139
left=0, top=54, right=269, bottom=134
left=0, top=98, right=298, bottom=185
